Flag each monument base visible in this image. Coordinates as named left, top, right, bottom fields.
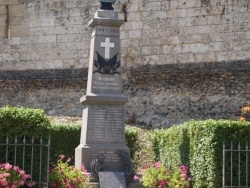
left=87, top=182, right=142, bottom=188
left=75, top=144, right=130, bottom=172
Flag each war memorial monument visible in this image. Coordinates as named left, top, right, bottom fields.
left=75, top=0, right=131, bottom=187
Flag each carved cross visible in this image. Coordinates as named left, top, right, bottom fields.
left=100, top=38, right=114, bottom=59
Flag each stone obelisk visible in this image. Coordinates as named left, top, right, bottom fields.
left=75, top=0, right=130, bottom=174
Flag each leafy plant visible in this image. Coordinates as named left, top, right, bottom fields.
left=0, top=163, right=36, bottom=188
left=132, top=128, right=155, bottom=172
left=49, top=124, right=81, bottom=165
left=150, top=119, right=250, bottom=188
left=89, top=154, right=105, bottom=181
left=49, top=124, right=140, bottom=165
left=0, top=106, right=51, bottom=138
left=89, top=150, right=135, bottom=183
left=125, top=126, right=140, bottom=159
left=116, top=150, right=135, bottom=183
left=0, top=106, right=51, bottom=182
left=240, top=102, right=250, bottom=121
left=141, top=162, right=191, bottom=188
left=49, top=155, right=90, bottom=188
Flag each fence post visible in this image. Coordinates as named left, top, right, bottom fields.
left=223, top=142, right=250, bottom=188
left=30, top=137, right=34, bottom=182
left=5, top=135, right=9, bottom=163
left=223, top=141, right=225, bottom=188
left=22, top=136, right=26, bottom=170
left=39, top=137, right=43, bottom=186
left=46, top=136, right=51, bottom=188
left=246, top=143, right=248, bottom=187
left=231, top=142, right=233, bottom=187
left=1, top=135, right=51, bottom=187
left=14, top=136, right=17, bottom=166
left=238, top=143, right=241, bottom=187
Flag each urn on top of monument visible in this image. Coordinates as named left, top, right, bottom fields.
left=98, top=0, right=117, bottom=10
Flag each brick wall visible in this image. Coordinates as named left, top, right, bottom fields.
left=0, top=0, right=249, bottom=126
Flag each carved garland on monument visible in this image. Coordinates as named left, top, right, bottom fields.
left=116, top=150, right=135, bottom=183
left=89, top=150, right=135, bottom=183
left=93, top=51, right=120, bottom=75
left=90, top=154, right=106, bottom=181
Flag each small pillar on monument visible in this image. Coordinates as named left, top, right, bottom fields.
left=75, top=0, right=131, bottom=183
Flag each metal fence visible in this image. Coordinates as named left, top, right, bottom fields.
left=223, top=142, right=249, bottom=188
left=0, top=136, right=50, bottom=188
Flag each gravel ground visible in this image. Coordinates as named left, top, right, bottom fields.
left=48, top=116, right=82, bottom=124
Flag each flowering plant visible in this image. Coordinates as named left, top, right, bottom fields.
left=141, top=162, right=191, bottom=188
left=49, top=155, right=90, bottom=188
left=0, top=163, right=36, bottom=188
left=240, top=102, right=250, bottom=121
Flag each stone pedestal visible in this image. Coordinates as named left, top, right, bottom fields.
left=75, top=9, right=130, bottom=173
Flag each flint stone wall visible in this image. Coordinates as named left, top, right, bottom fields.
left=124, top=60, right=250, bottom=126
left=0, top=60, right=249, bottom=127
left=0, top=0, right=249, bottom=126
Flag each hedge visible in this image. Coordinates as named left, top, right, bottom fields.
left=0, top=106, right=51, bottom=162
left=49, top=123, right=81, bottom=165
left=0, top=106, right=140, bottom=186
left=49, top=124, right=140, bottom=165
left=151, top=119, right=250, bottom=188
left=125, top=126, right=140, bottom=160
left=0, top=106, right=140, bottom=166
left=0, top=106, right=51, bottom=182
left=0, top=106, right=51, bottom=138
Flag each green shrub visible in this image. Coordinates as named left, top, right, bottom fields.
left=49, top=123, right=81, bottom=165
left=150, top=129, right=170, bottom=162
left=130, top=128, right=155, bottom=171
left=49, top=124, right=140, bottom=165
left=0, top=106, right=51, bottom=183
left=125, top=126, right=140, bottom=160
left=151, top=119, right=250, bottom=188
left=151, top=125, right=190, bottom=168
left=0, top=106, right=51, bottom=138
left=0, top=106, right=139, bottom=183
left=0, top=106, right=140, bottom=170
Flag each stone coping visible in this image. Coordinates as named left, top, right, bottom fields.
left=131, top=60, right=250, bottom=76
left=80, top=93, right=128, bottom=105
